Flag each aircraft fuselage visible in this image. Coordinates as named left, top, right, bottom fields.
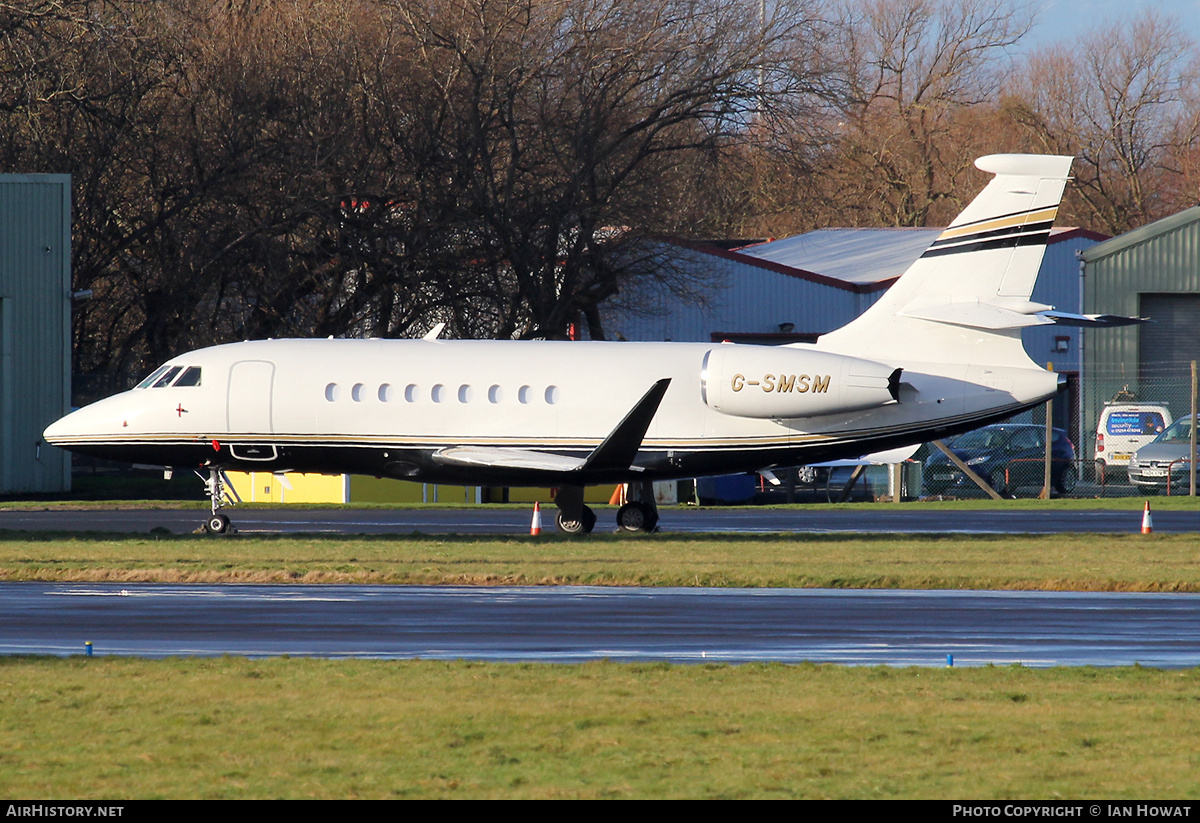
left=45, top=337, right=1058, bottom=486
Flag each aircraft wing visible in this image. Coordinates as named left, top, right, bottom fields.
left=433, top=446, right=586, bottom=473
left=807, top=443, right=922, bottom=467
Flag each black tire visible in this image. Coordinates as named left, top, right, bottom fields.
left=556, top=505, right=596, bottom=535
left=205, top=513, right=230, bottom=534
left=1055, top=465, right=1078, bottom=495
left=988, top=473, right=1008, bottom=498
left=616, top=502, right=658, bottom=533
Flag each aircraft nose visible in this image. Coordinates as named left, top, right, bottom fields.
left=43, top=408, right=83, bottom=445
left=42, top=394, right=138, bottom=448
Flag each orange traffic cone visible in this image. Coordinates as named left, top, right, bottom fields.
left=530, top=501, right=543, bottom=536
left=1141, top=501, right=1154, bottom=534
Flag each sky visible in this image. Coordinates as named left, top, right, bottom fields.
left=1029, top=0, right=1200, bottom=48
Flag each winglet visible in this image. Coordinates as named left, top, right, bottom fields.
left=581, top=378, right=672, bottom=473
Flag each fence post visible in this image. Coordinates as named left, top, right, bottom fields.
left=1043, top=363, right=1053, bottom=499
left=1191, top=360, right=1197, bottom=497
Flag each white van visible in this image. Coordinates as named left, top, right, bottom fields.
left=1094, top=402, right=1173, bottom=483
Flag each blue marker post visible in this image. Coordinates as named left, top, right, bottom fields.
left=85, top=641, right=93, bottom=657
left=946, top=653, right=953, bottom=667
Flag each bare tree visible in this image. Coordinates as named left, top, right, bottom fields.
left=806, top=0, right=1034, bottom=228
left=1006, top=11, right=1200, bottom=234
left=366, top=0, right=831, bottom=339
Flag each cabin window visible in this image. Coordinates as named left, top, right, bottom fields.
left=518, top=385, right=532, bottom=404
left=544, top=386, right=560, bottom=404
left=173, top=367, right=202, bottom=387
left=431, top=384, right=446, bottom=403
left=458, top=384, right=473, bottom=403
left=404, top=384, right=418, bottom=402
left=325, top=383, right=339, bottom=402
left=153, top=366, right=183, bottom=388
left=488, top=385, right=502, bottom=403
left=351, top=383, right=365, bottom=402
left=378, top=383, right=394, bottom=402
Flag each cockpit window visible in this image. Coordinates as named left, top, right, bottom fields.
left=174, top=367, right=202, bottom=387
left=135, top=365, right=172, bottom=390
left=135, top=364, right=203, bottom=389
left=153, top=366, right=183, bottom=388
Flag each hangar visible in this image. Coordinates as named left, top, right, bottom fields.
left=1079, top=207, right=1200, bottom=469
left=0, top=174, right=72, bottom=494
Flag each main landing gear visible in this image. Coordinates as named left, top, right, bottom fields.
left=554, top=482, right=659, bottom=535
left=555, top=506, right=597, bottom=535
left=616, top=499, right=658, bottom=533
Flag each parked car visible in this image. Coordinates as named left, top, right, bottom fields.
left=1127, top=416, right=1197, bottom=493
left=1093, top=402, right=1172, bottom=483
left=922, top=423, right=1077, bottom=497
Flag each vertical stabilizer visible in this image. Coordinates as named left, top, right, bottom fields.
left=814, top=154, right=1074, bottom=367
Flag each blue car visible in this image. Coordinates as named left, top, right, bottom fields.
left=922, top=424, right=1077, bottom=497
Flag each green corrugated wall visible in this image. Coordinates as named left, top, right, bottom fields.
left=0, top=175, right=72, bottom=493
left=1080, top=207, right=1200, bottom=463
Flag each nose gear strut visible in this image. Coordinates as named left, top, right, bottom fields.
left=196, top=467, right=240, bottom=534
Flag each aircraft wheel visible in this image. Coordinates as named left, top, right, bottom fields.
left=205, top=514, right=231, bottom=535
left=556, top=505, right=596, bottom=535
left=616, top=502, right=658, bottom=533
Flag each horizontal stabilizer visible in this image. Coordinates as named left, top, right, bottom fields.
left=899, top=302, right=1051, bottom=330
left=1037, top=310, right=1150, bottom=327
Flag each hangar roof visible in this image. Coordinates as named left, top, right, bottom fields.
left=734, top=228, right=940, bottom=287
left=715, top=226, right=1104, bottom=292
left=1080, top=205, right=1200, bottom=262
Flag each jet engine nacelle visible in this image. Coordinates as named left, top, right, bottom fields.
left=701, top=345, right=901, bottom=419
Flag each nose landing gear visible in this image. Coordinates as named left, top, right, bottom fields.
left=197, top=468, right=239, bottom=534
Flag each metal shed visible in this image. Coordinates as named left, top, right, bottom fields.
left=0, top=174, right=72, bottom=494
left=1079, top=207, right=1200, bottom=465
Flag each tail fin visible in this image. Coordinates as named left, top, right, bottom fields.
left=815, top=154, right=1074, bottom=367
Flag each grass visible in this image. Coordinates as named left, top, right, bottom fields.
left=2, top=656, right=1199, bottom=799
left=4, top=498, right=1200, bottom=798
left=0, top=529, right=1198, bottom=591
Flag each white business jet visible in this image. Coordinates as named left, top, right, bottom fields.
left=45, top=154, right=1108, bottom=534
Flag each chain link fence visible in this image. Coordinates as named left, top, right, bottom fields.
left=888, top=364, right=1199, bottom=502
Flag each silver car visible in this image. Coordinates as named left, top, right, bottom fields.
left=1128, top=416, right=1197, bottom=492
